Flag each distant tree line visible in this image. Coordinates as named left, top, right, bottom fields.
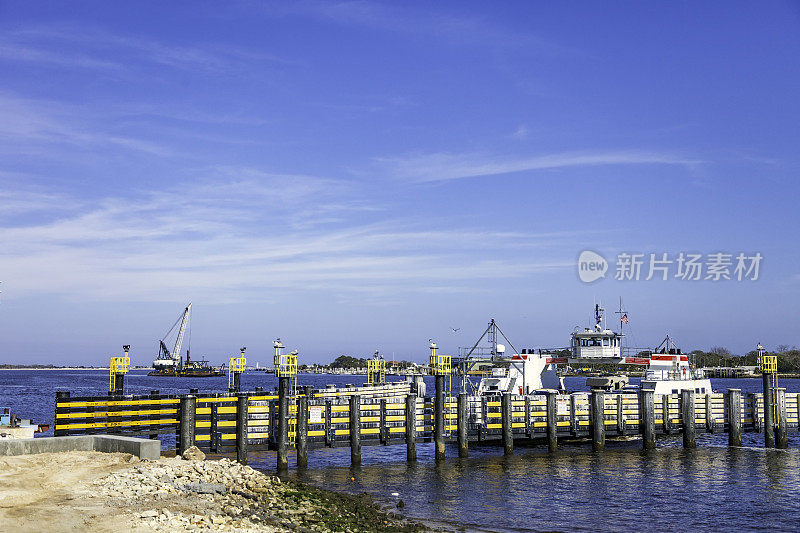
left=691, top=345, right=800, bottom=372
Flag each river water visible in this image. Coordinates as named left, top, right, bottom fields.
left=2, top=370, right=799, bottom=531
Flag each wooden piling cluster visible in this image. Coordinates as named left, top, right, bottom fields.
left=56, top=383, right=799, bottom=469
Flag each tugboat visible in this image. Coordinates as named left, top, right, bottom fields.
left=148, top=303, right=223, bottom=377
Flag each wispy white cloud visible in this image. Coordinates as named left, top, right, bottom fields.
left=0, top=175, right=575, bottom=303
left=262, top=0, right=569, bottom=53
left=2, top=25, right=289, bottom=74
left=374, top=150, right=703, bottom=182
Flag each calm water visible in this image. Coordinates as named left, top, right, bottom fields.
left=2, top=370, right=799, bottom=531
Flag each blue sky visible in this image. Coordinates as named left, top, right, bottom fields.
left=1, top=1, right=799, bottom=365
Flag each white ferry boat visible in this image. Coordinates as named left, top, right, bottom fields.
left=639, top=336, right=712, bottom=395
left=469, top=305, right=712, bottom=396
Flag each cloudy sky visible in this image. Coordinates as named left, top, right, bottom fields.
left=1, top=1, right=799, bottom=364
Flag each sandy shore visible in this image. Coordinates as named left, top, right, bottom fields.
left=0, top=451, right=429, bottom=533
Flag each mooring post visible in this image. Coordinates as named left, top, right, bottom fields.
left=728, top=389, right=742, bottom=447
left=502, top=393, right=513, bottom=455
left=546, top=391, right=558, bottom=452
left=682, top=389, right=696, bottom=449
left=640, top=390, right=655, bottom=450
left=54, top=391, right=70, bottom=436
left=277, top=376, right=289, bottom=472
left=762, top=373, right=775, bottom=448
left=297, top=395, right=308, bottom=468
left=405, top=394, right=417, bottom=461
left=457, top=392, right=468, bottom=458
left=775, top=388, right=788, bottom=449
left=434, top=375, right=445, bottom=461
left=179, top=395, right=196, bottom=455
left=350, top=394, right=361, bottom=466
left=591, top=390, right=605, bottom=451
left=236, top=393, right=249, bottom=465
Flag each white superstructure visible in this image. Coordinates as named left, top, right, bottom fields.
left=476, top=344, right=564, bottom=395
left=639, top=336, right=712, bottom=395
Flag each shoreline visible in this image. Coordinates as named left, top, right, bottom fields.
left=0, top=450, right=435, bottom=532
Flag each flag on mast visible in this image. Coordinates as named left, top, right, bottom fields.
left=620, top=313, right=629, bottom=324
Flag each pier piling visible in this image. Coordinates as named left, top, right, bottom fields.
left=776, top=388, right=788, bottom=449
left=502, top=393, right=513, bottom=455
left=350, top=394, right=361, bottom=466
left=682, top=389, right=696, bottom=449
left=405, top=394, right=417, bottom=462
left=457, top=392, right=468, bottom=458
left=54, top=391, right=70, bottom=437
left=591, top=391, right=605, bottom=451
left=297, top=395, right=308, bottom=468
left=546, top=391, right=557, bottom=452
left=762, top=374, right=775, bottom=448
left=277, top=377, right=289, bottom=472
left=640, top=390, right=655, bottom=450
left=179, top=395, right=196, bottom=455
left=434, top=375, right=445, bottom=461
left=236, top=393, right=248, bottom=465
left=728, top=389, right=742, bottom=447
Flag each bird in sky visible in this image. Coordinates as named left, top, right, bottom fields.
left=451, top=328, right=460, bottom=333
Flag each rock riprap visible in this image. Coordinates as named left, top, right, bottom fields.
left=93, top=456, right=427, bottom=532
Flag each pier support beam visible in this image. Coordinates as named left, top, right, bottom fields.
left=776, top=388, right=788, bottom=449
left=546, top=392, right=557, bottom=453
left=405, top=394, right=417, bottom=462
left=662, top=395, right=673, bottom=434
left=640, top=390, right=655, bottom=450
left=149, top=390, right=160, bottom=440
left=762, top=374, right=775, bottom=448
left=277, top=377, right=289, bottom=472
left=297, top=395, right=308, bottom=468
left=434, top=375, right=445, bottom=461
left=591, top=391, right=605, bottom=452
left=728, top=389, right=742, bottom=447
left=350, top=394, right=361, bottom=466
left=682, top=389, right=696, bottom=449
left=54, top=391, right=70, bottom=437
left=457, top=392, right=468, bottom=458
left=236, top=393, right=248, bottom=465
left=502, top=393, right=513, bottom=455
left=179, top=395, right=196, bottom=455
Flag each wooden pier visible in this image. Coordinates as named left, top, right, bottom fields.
left=55, top=382, right=799, bottom=470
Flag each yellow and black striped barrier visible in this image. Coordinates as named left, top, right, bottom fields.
left=56, top=386, right=800, bottom=468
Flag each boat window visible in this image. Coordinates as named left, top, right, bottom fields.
left=672, top=389, right=678, bottom=395
left=695, top=388, right=700, bottom=393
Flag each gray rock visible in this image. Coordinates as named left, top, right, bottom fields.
left=141, top=509, right=159, bottom=518
left=181, top=482, right=227, bottom=494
